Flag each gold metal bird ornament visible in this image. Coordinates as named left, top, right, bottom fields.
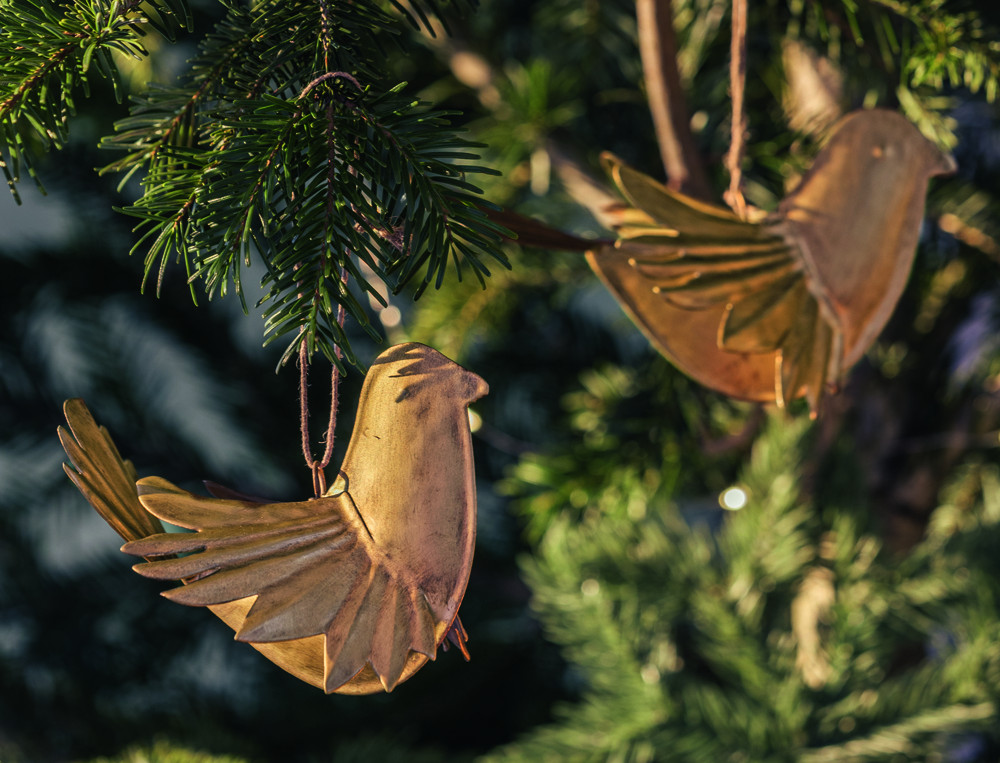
left=59, top=342, right=488, bottom=694
left=587, top=109, right=956, bottom=412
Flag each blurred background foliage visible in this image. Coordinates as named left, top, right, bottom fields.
left=5, top=0, right=1000, bottom=761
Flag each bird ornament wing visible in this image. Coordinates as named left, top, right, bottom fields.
left=124, top=478, right=441, bottom=695
left=587, top=109, right=955, bottom=413
left=587, top=153, right=838, bottom=411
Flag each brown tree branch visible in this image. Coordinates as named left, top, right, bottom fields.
left=724, top=0, right=749, bottom=217
left=636, top=0, right=712, bottom=200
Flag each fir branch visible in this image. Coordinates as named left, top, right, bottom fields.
left=102, top=1, right=276, bottom=296
left=812, top=0, right=1000, bottom=145
left=0, top=0, right=190, bottom=201
left=128, top=75, right=506, bottom=370
left=801, top=701, right=995, bottom=762
left=865, top=0, right=1000, bottom=100
left=497, top=409, right=1000, bottom=758
left=95, top=0, right=505, bottom=369
left=99, top=28, right=255, bottom=185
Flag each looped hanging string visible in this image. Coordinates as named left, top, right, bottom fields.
left=299, top=268, right=349, bottom=498
left=725, top=0, right=749, bottom=219
left=298, top=71, right=364, bottom=101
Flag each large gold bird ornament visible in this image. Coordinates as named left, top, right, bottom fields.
left=587, top=109, right=956, bottom=412
left=59, top=342, right=489, bottom=694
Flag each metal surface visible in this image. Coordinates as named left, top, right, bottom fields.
left=60, top=342, right=488, bottom=694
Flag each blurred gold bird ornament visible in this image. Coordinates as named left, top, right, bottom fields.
left=587, top=109, right=956, bottom=412
left=59, top=342, right=488, bottom=694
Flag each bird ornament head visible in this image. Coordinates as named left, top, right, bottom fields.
left=587, top=108, right=956, bottom=413
left=59, top=342, right=488, bottom=694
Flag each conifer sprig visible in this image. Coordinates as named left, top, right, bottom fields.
left=104, top=0, right=506, bottom=369
left=814, top=0, right=1000, bottom=145
left=0, top=0, right=191, bottom=202
left=2, top=0, right=505, bottom=369
left=491, top=416, right=1000, bottom=760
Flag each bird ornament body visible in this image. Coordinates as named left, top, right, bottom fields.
left=59, top=342, right=488, bottom=694
left=587, top=109, right=956, bottom=412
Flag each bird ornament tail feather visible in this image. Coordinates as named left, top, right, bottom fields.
left=588, top=109, right=955, bottom=413
left=59, top=342, right=488, bottom=695
left=58, top=399, right=166, bottom=547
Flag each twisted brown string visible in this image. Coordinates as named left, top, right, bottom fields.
left=298, top=78, right=353, bottom=497
left=299, top=269, right=349, bottom=497
left=298, top=341, right=318, bottom=496
left=725, top=0, right=749, bottom=218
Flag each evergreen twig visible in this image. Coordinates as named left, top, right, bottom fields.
left=801, top=702, right=995, bottom=762
left=1, top=0, right=506, bottom=369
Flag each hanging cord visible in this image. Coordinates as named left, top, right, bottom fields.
left=297, top=85, right=354, bottom=498
left=299, top=269, right=349, bottom=497
left=725, top=0, right=749, bottom=218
